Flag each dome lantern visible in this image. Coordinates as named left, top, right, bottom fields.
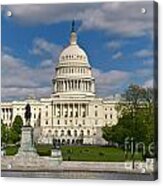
left=70, top=20, right=77, bottom=45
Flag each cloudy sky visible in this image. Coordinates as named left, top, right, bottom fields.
left=2, top=1, right=155, bottom=101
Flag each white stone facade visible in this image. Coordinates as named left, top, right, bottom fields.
left=1, top=29, right=120, bottom=145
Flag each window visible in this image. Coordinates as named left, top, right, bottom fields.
left=87, top=130, right=90, bottom=136
left=95, top=111, right=98, bottom=117
left=83, top=111, right=86, bottom=117
left=80, top=130, right=84, bottom=136
left=105, top=114, right=107, bottom=119
left=83, top=120, right=85, bottom=125
left=61, top=130, right=64, bottom=136
left=74, top=130, right=77, bottom=137
left=110, top=114, right=112, bottom=119
left=95, top=120, right=98, bottom=125
left=67, top=130, right=71, bottom=136
left=46, top=105, right=48, bottom=109
left=57, top=120, right=60, bottom=125
left=34, top=113, right=36, bottom=119
left=110, top=108, right=112, bottom=111
left=65, top=120, right=67, bottom=125
left=54, top=130, right=58, bottom=137
left=45, top=120, right=48, bottom=125
left=46, top=111, right=48, bottom=117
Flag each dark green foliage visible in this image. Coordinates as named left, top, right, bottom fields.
left=1, top=115, right=23, bottom=145
left=102, top=84, right=155, bottom=159
left=1, top=120, right=8, bottom=144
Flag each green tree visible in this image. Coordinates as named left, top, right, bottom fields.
left=8, top=115, right=23, bottom=144
left=12, top=115, right=23, bottom=134
left=102, top=84, right=155, bottom=159
left=1, top=120, right=8, bottom=144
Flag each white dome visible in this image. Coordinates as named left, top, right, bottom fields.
left=59, top=31, right=88, bottom=64
left=59, top=44, right=88, bottom=63
left=52, top=29, right=95, bottom=98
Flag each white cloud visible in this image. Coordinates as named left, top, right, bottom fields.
left=112, top=52, right=123, bottom=60
left=77, top=2, right=154, bottom=37
left=30, top=37, right=62, bottom=59
left=107, top=41, right=121, bottom=51
left=134, top=49, right=153, bottom=58
left=135, top=68, right=153, bottom=79
left=143, top=79, right=153, bottom=88
left=3, top=1, right=154, bottom=37
left=1, top=52, right=54, bottom=100
left=93, top=68, right=130, bottom=97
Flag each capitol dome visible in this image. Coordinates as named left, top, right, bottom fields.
left=52, top=23, right=95, bottom=98
left=59, top=32, right=89, bottom=65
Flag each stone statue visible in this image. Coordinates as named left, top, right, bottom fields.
left=24, top=103, right=31, bottom=126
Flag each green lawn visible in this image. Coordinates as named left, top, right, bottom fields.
left=5, top=144, right=143, bottom=162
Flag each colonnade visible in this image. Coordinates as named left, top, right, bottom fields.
left=1, top=108, right=12, bottom=120
left=54, top=79, right=94, bottom=92
left=53, top=103, right=89, bottom=118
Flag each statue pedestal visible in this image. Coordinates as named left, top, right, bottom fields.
left=51, top=149, right=62, bottom=157
left=5, top=125, right=63, bottom=169
left=17, top=126, right=38, bottom=157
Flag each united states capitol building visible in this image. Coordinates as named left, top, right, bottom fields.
left=1, top=26, right=121, bottom=145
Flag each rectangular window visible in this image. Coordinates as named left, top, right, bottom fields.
left=95, top=110, right=98, bottom=117
left=45, top=120, right=48, bottom=125
left=110, top=114, right=112, bottom=119
left=105, top=114, right=107, bottom=119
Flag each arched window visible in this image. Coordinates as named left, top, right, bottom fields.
left=87, top=130, right=90, bottom=136
left=67, top=130, right=71, bottom=136
left=48, top=129, right=51, bottom=133
left=61, top=130, right=64, bottom=136
left=54, top=130, right=58, bottom=137
left=74, top=130, right=77, bottom=137
left=80, top=130, right=84, bottom=136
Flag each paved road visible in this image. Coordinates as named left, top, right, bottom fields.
left=1, top=171, right=156, bottom=181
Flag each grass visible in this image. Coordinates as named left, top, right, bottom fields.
left=5, top=144, right=143, bottom=162
left=61, top=146, right=143, bottom=162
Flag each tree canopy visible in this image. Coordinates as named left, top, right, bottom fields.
left=102, top=84, right=156, bottom=158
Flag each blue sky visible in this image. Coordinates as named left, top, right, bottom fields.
left=1, top=2, right=155, bottom=101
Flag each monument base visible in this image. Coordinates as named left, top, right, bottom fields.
left=16, top=126, right=38, bottom=157
left=10, top=125, right=63, bottom=169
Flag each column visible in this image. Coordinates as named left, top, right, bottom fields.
left=73, top=103, right=75, bottom=117
left=77, top=80, right=78, bottom=91
left=61, top=104, right=63, bottom=117
left=54, top=104, right=56, bottom=116
left=81, top=80, right=83, bottom=91
left=86, top=81, right=88, bottom=91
